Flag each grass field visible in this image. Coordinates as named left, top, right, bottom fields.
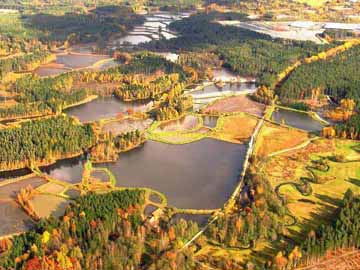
left=262, top=138, right=360, bottom=237
left=212, top=113, right=258, bottom=143
left=148, top=113, right=257, bottom=144
left=254, top=122, right=310, bottom=157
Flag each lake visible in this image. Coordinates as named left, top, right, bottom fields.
left=65, top=96, right=151, bottom=122
left=95, top=139, right=247, bottom=209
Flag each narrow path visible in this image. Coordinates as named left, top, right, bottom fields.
left=180, top=113, right=266, bottom=251
left=268, top=137, right=319, bottom=157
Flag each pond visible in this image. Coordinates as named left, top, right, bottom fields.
left=55, top=53, right=108, bottom=69
left=202, top=115, right=219, bottom=128
left=272, top=108, right=324, bottom=132
left=0, top=138, right=246, bottom=236
left=33, top=139, right=246, bottom=209
left=191, top=82, right=257, bottom=97
left=0, top=168, right=32, bottom=182
left=156, top=114, right=199, bottom=132
left=0, top=176, right=46, bottom=201
left=212, top=68, right=256, bottom=83
left=114, top=34, right=153, bottom=46
left=40, top=156, right=84, bottom=184
left=65, top=96, right=151, bottom=122
left=0, top=202, right=34, bottom=236
left=95, top=139, right=247, bottom=209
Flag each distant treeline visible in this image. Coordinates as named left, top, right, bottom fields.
left=26, top=6, right=145, bottom=45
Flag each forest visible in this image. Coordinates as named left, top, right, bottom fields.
left=0, top=116, right=95, bottom=171
left=0, top=74, right=89, bottom=119
left=91, top=129, right=145, bottom=162
left=0, top=190, right=199, bottom=270
left=218, top=39, right=327, bottom=88
left=277, top=45, right=360, bottom=106
left=0, top=53, right=189, bottom=119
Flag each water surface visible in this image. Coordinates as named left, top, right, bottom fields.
left=272, top=108, right=324, bottom=132
left=95, top=139, right=246, bottom=209
left=65, top=96, right=150, bottom=122
left=40, top=157, right=84, bottom=184
left=56, top=54, right=108, bottom=69
left=191, top=82, right=256, bottom=96
left=202, top=115, right=219, bottom=128
left=0, top=202, right=34, bottom=236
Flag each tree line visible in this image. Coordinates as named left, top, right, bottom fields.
left=0, top=51, right=53, bottom=79
left=277, top=44, right=360, bottom=106
left=0, top=115, right=95, bottom=171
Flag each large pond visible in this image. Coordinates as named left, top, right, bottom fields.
left=0, top=139, right=246, bottom=236
left=34, top=53, right=110, bottom=77
left=95, top=139, right=247, bottom=209
left=272, top=108, right=324, bottom=132
left=65, top=96, right=151, bottom=122
left=38, top=139, right=246, bottom=209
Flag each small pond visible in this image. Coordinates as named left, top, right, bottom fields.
left=0, top=202, right=34, bottom=236
left=202, top=115, right=219, bottom=128
left=40, top=156, right=84, bottom=184
left=272, top=108, right=324, bottom=132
